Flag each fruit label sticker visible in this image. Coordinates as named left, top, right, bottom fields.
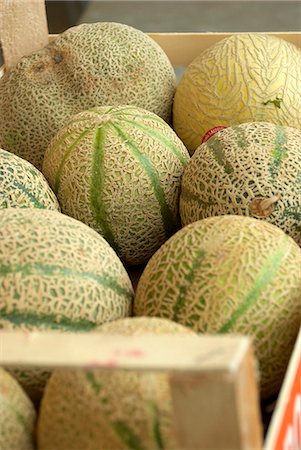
left=201, top=126, right=227, bottom=143
left=265, top=330, right=301, bottom=450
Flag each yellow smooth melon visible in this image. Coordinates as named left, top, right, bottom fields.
left=37, top=317, right=196, bottom=450
left=0, top=368, right=36, bottom=450
left=134, top=215, right=301, bottom=399
left=0, top=22, right=176, bottom=169
left=173, top=33, right=301, bottom=154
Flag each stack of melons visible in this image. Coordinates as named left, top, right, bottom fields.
left=0, top=21, right=300, bottom=450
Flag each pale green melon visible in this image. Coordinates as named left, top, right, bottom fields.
left=0, top=208, right=133, bottom=400
left=0, top=368, right=36, bottom=450
left=0, top=148, right=60, bottom=210
left=173, top=33, right=301, bottom=154
left=180, top=122, right=301, bottom=245
left=42, top=105, right=190, bottom=266
left=0, top=22, right=176, bottom=169
left=134, top=215, right=301, bottom=399
left=37, top=317, right=196, bottom=450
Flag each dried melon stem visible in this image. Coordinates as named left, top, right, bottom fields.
left=249, top=194, right=281, bottom=218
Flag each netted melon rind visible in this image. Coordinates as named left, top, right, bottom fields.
left=42, top=105, right=190, bottom=266
left=0, top=22, right=176, bottom=169
left=0, top=148, right=60, bottom=210
left=37, top=317, right=196, bottom=450
left=173, top=33, right=301, bottom=154
left=180, top=122, right=301, bottom=245
left=134, top=215, right=301, bottom=399
left=0, top=208, right=134, bottom=398
left=0, top=368, right=36, bottom=450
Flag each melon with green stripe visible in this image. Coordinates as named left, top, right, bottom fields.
left=0, top=208, right=133, bottom=401
left=37, top=317, right=196, bottom=450
left=0, top=148, right=60, bottom=210
left=134, top=215, right=301, bottom=399
left=42, top=105, right=190, bottom=266
left=0, top=368, right=36, bottom=450
left=180, top=122, right=301, bottom=245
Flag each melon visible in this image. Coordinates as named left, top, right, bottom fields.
left=0, top=368, right=36, bottom=450
left=37, top=317, right=196, bottom=450
left=0, top=208, right=133, bottom=399
left=134, top=215, right=301, bottom=399
left=180, top=122, right=301, bottom=245
left=42, top=105, right=190, bottom=266
left=173, top=33, right=301, bottom=154
left=0, top=148, right=60, bottom=210
left=0, top=22, right=176, bottom=169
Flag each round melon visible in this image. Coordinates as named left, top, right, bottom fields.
left=37, top=317, right=196, bottom=450
left=173, top=33, right=301, bottom=154
left=42, top=105, right=190, bottom=266
left=0, top=208, right=133, bottom=399
left=180, top=122, right=301, bottom=245
left=0, top=368, right=36, bottom=450
left=134, top=215, right=301, bottom=399
left=0, top=22, right=176, bottom=169
left=0, top=148, right=60, bottom=210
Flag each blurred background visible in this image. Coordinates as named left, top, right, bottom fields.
left=0, top=1, right=300, bottom=66
left=45, top=1, right=301, bottom=33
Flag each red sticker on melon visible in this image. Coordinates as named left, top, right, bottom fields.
left=202, top=126, right=227, bottom=143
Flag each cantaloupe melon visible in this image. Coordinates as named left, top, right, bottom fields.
left=42, top=105, right=190, bottom=266
left=173, top=33, right=301, bottom=154
left=0, top=368, right=36, bottom=450
left=0, top=208, right=133, bottom=399
left=134, top=215, right=301, bottom=399
left=0, top=22, right=176, bottom=169
left=37, top=317, right=196, bottom=450
left=180, top=122, right=301, bottom=245
left=0, top=148, right=60, bottom=210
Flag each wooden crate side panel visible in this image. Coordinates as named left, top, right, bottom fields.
left=0, top=331, right=250, bottom=372
left=170, top=346, right=262, bottom=450
left=149, top=32, right=301, bottom=66
left=1, top=32, right=300, bottom=74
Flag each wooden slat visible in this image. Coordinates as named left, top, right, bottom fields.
left=170, top=346, right=262, bottom=450
left=148, top=32, right=301, bottom=66
left=0, top=331, right=250, bottom=372
left=0, top=0, right=49, bottom=69
left=0, top=331, right=262, bottom=449
left=1, top=32, right=301, bottom=74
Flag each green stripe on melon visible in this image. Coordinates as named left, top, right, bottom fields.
left=91, top=125, right=120, bottom=251
left=180, top=122, right=301, bottom=245
left=0, top=148, right=60, bottom=210
left=134, top=215, right=301, bottom=399
left=37, top=317, right=196, bottom=450
left=42, top=105, right=190, bottom=266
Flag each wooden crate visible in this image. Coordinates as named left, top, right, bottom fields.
left=0, top=1, right=300, bottom=449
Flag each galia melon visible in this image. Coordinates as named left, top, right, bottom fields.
left=134, top=215, right=301, bottom=399
left=0, top=368, right=36, bottom=450
left=37, top=317, right=196, bottom=450
left=0, top=22, right=176, bottom=169
left=0, top=148, right=60, bottom=210
left=180, top=122, right=301, bottom=245
left=173, top=33, right=301, bottom=154
left=42, top=105, right=190, bottom=266
left=0, top=208, right=133, bottom=399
